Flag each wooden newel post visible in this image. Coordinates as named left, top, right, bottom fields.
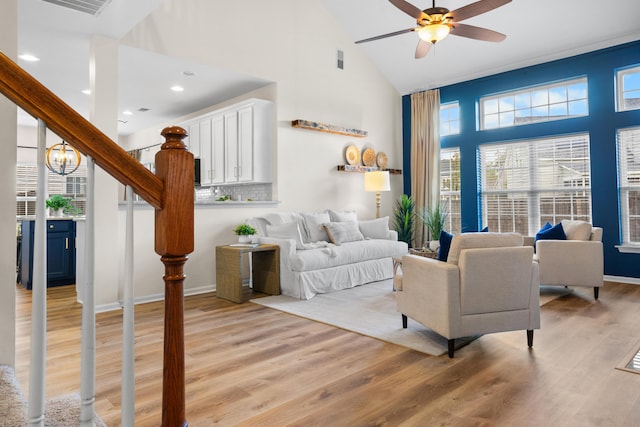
left=155, top=126, right=194, bottom=427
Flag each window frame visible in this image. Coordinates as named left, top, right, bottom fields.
left=479, top=77, right=589, bottom=130
left=617, top=126, right=640, bottom=244
left=440, top=102, right=460, bottom=137
left=440, top=147, right=461, bottom=234
left=616, top=65, right=640, bottom=112
left=478, top=133, right=592, bottom=236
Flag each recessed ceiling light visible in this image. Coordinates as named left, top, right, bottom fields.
left=123, top=110, right=133, bottom=116
left=82, top=89, right=91, bottom=95
left=171, top=85, right=184, bottom=92
left=19, top=54, right=40, bottom=62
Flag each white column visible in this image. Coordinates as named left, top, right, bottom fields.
left=28, top=120, right=48, bottom=427
left=0, top=0, right=18, bottom=368
left=121, top=185, right=135, bottom=426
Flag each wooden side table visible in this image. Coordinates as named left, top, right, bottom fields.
left=215, top=244, right=280, bottom=303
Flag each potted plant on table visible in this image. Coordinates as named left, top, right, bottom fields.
left=419, top=201, right=449, bottom=251
left=46, top=194, right=72, bottom=217
left=233, top=223, right=257, bottom=243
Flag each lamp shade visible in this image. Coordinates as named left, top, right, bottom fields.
left=364, top=171, right=390, bottom=192
left=418, top=24, right=450, bottom=43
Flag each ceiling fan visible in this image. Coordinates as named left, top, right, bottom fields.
left=355, top=0, right=511, bottom=59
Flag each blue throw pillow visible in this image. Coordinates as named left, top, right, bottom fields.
left=535, top=222, right=566, bottom=241
left=437, top=230, right=454, bottom=262
left=481, top=226, right=489, bottom=232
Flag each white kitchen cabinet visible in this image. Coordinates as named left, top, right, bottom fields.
left=182, top=98, right=273, bottom=186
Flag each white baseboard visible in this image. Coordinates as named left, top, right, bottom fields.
left=604, top=275, right=640, bottom=285
left=94, top=285, right=216, bottom=313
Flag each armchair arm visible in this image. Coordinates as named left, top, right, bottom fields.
left=536, top=240, right=603, bottom=287
left=397, top=255, right=461, bottom=338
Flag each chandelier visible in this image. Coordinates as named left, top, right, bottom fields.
left=45, top=140, right=81, bottom=176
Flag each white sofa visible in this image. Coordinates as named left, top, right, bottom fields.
left=247, top=210, right=409, bottom=299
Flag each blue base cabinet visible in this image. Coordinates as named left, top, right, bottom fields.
left=20, top=219, right=76, bottom=290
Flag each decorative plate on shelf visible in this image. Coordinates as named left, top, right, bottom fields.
left=376, top=152, right=388, bottom=169
left=345, top=145, right=361, bottom=165
left=362, top=148, right=376, bottom=166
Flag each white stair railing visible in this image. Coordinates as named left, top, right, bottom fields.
left=80, top=156, right=96, bottom=426
left=27, top=119, right=48, bottom=427
left=121, top=185, right=135, bottom=426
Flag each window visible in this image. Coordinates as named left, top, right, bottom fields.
left=617, top=66, right=640, bottom=111
left=440, top=148, right=461, bottom=234
left=440, top=102, right=460, bottom=136
left=16, top=164, right=87, bottom=216
left=479, top=134, right=591, bottom=235
left=617, top=126, right=640, bottom=244
left=480, top=77, right=588, bottom=130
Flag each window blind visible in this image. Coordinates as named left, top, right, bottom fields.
left=617, top=126, right=640, bottom=243
left=440, top=147, right=461, bottom=234
left=478, top=133, right=591, bottom=235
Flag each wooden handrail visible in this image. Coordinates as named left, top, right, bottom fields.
left=1, top=52, right=194, bottom=425
left=0, top=51, right=164, bottom=208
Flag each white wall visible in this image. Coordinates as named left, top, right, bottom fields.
left=111, top=0, right=403, bottom=302
left=0, top=0, right=18, bottom=366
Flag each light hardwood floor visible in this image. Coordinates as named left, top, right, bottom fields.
left=14, top=281, right=640, bottom=426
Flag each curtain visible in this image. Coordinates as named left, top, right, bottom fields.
left=410, top=89, right=440, bottom=248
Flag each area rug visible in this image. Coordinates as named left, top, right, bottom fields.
left=251, top=280, right=566, bottom=357
left=251, top=280, right=480, bottom=356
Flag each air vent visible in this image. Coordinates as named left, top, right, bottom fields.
left=40, top=0, right=113, bottom=16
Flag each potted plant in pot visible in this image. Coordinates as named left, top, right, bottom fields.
left=419, top=201, right=449, bottom=252
left=393, top=194, right=415, bottom=248
left=46, top=194, right=72, bottom=217
left=233, top=223, right=257, bottom=243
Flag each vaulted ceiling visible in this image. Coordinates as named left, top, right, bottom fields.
left=15, top=0, right=640, bottom=135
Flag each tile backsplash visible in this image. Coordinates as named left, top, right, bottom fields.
left=195, top=183, right=272, bottom=202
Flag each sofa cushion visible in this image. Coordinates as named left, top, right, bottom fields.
left=266, top=222, right=305, bottom=249
left=359, top=216, right=390, bottom=239
left=561, top=219, right=592, bottom=241
left=536, top=222, right=566, bottom=241
left=437, top=230, right=454, bottom=261
left=301, top=212, right=331, bottom=243
left=447, top=232, right=523, bottom=266
left=323, top=221, right=364, bottom=245
left=289, top=239, right=408, bottom=272
left=327, top=209, right=358, bottom=223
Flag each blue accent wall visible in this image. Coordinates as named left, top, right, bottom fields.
left=402, top=40, right=640, bottom=279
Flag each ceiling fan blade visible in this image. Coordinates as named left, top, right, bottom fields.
left=355, top=28, right=416, bottom=44
left=450, top=23, right=506, bottom=42
left=449, top=0, right=511, bottom=22
left=389, top=0, right=427, bottom=20
left=415, top=40, right=432, bottom=59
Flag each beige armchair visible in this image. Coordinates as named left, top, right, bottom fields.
left=397, top=233, right=540, bottom=358
left=532, top=220, right=604, bottom=300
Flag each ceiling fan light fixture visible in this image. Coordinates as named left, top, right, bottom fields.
left=418, top=24, right=450, bottom=43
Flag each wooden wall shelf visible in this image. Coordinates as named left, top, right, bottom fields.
left=291, top=119, right=368, bottom=138
left=336, top=165, right=402, bottom=175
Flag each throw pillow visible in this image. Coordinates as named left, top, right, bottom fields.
left=323, top=221, right=365, bottom=245
left=481, top=226, right=489, bottom=232
left=561, top=219, right=592, bottom=241
left=535, top=222, right=566, bottom=241
left=437, top=230, right=454, bottom=262
left=358, top=216, right=390, bottom=239
left=301, top=212, right=331, bottom=243
left=327, top=209, right=358, bottom=223
left=266, top=222, right=305, bottom=249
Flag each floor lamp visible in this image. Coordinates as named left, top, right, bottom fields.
left=364, top=171, right=390, bottom=218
